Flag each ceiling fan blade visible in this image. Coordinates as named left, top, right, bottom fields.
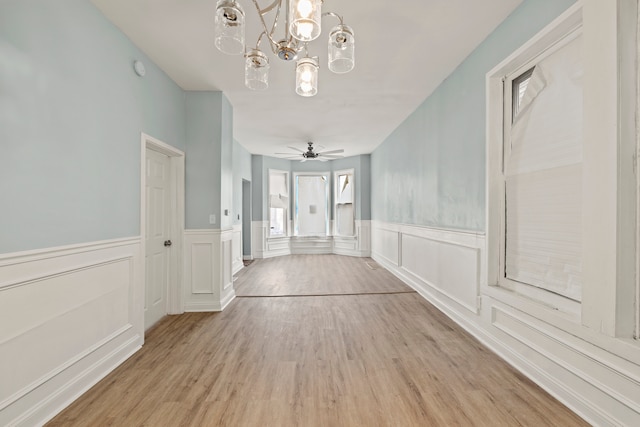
left=275, top=152, right=296, bottom=155
left=318, top=158, right=328, bottom=162
left=287, top=146, right=304, bottom=153
left=321, top=155, right=344, bottom=159
left=300, top=158, right=307, bottom=162
left=317, top=149, right=344, bottom=155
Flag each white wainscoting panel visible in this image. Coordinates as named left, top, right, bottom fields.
left=190, top=243, right=214, bottom=294
left=371, top=226, right=400, bottom=266
left=265, top=236, right=292, bottom=258
left=401, top=233, right=480, bottom=314
left=251, top=221, right=268, bottom=259
left=290, top=237, right=333, bottom=254
left=356, top=220, right=371, bottom=256
left=372, top=222, right=482, bottom=314
left=253, top=220, right=371, bottom=258
left=333, top=220, right=371, bottom=257
left=183, top=230, right=235, bottom=312
left=231, top=225, right=243, bottom=275
left=371, top=220, right=640, bottom=425
left=0, top=238, right=143, bottom=427
left=222, top=239, right=232, bottom=289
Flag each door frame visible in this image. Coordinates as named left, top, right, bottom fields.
left=140, top=133, right=185, bottom=318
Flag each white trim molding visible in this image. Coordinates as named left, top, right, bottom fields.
left=0, top=238, right=143, bottom=427
left=183, top=229, right=236, bottom=312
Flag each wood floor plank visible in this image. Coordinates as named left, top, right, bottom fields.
left=234, top=254, right=414, bottom=296
left=48, top=255, right=588, bottom=426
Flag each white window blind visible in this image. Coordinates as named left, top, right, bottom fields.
left=505, top=34, right=583, bottom=301
left=269, top=170, right=288, bottom=236
left=269, top=171, right=289, bottom=209
left=295, top=175, right=328, bottom=236
left=335, top=171, right=355, bottom=236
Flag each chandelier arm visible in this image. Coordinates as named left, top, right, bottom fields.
left=322, top=11, right=344, bottom=25
left=253, top=31, right=266, bottom=50
left=284, top=0, right=295, bottom=44
left=250, top=0, right=281, bottom=50
left=268, top=0, right=283, bottom=43
left=256, top=0, right=281, bottom=15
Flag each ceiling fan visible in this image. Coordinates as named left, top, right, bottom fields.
left=275, top=142, right=344, bottom=162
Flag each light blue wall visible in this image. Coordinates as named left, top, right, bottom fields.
left=251, top=156, right=264, bottom=221
left=370, top=0, right=576, bottom=232
left=184, top=91, right=235, bottom=230
left=185, top=92, right=222, bottom=230
left=220, top=95, right=233, bottom=229
left=0, top=0, right=186, bottom=254
left=232, top=140, right=252, bottom=225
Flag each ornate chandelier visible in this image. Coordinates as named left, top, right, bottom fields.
left=214, top=0, right=355, bottom=97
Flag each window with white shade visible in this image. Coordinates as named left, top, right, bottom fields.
left=334, top=169, right=355, bottom=236
left=294, top=173, right=329, bottom=236
left=500, top=29, right=584, bottom=305
left=268, top=170, right=289, bottom=236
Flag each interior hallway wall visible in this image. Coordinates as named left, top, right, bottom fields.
left=0, top=1, right=188, bottom=424
left=369, top=1, right=640, bottom=424
left=0, top=0, right=187, bottom=254
left=371, top=0, right=576, bottom=232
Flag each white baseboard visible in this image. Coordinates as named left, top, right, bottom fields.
left=371, top=220, right=640, bottom=426
left=0, top=237, right=144, bottom=427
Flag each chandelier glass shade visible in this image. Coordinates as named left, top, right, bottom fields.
left=245, top=49, right=270, bottom=90
left=296, top=56, right=319, bottom=97
left=328, top=24, right=354, bottom=74
left=289, top=0, right=322, bottom=42
left=214, top=0, right=245, bottom=55
left=214, top=0, right=355, bottom=96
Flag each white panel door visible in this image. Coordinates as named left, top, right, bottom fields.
left=145, top=149, right=171, bottom=329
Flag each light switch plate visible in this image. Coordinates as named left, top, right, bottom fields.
left=209, top=214, right=216, bottom=224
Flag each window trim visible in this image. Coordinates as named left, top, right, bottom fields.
left=486, top=4, right=584, bottom=320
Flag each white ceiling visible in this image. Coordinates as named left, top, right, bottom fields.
left=91, top=0, right=521, bottom=157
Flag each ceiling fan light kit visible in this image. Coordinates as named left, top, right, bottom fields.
left=214, top=0, right=355, bottom=96
left=276, top=142, right=344, bottom=161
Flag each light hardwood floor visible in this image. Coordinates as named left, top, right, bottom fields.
left=48, top=255, right=588, bottom=426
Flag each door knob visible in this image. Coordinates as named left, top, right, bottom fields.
left=164, top=240, right=172, bottom=247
